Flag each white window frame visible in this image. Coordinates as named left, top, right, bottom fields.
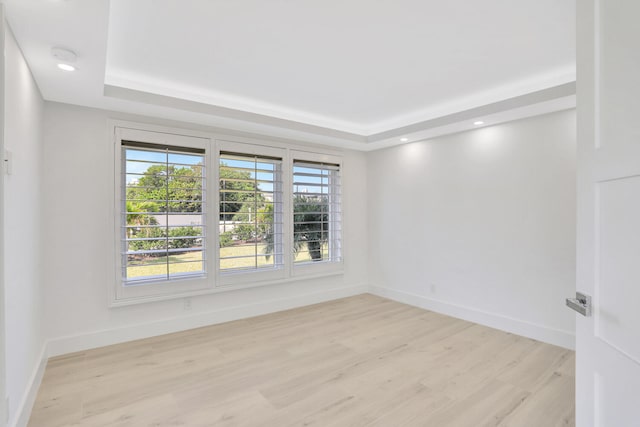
left=110, top=122, right=344, bottom=306
left=113, top=127, right=215, bottom=304
left=216, top=140, right=288, bottom=287
left=290, top=150, right=344, bottom=278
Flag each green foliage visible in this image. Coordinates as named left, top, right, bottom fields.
left=128, top=226, right=165, bottom=252
left=292, top=195, right=329, bottom=261
left=219, top=231, right=234, bottom=248
left=126, top=165, right=203, bottom=257
left=128, top=162, right=254, bottom=219
left=231, top=200, right=273, bottom=243
left=257, top=204, right=274, bottom=237
left=128, top=226, right=201, bottom=253
left=125, top=201, right=159, bottom=241
left=169, top=227, right=201, bottom=249
left=234, top=224, right=256, bottom=241
left=127, top=161, right=330, bottom=262
left=126, top=164, right=203, bottom=213
left=219, top=163, right=261, bottom=220
left=126, top=200, right=159, bottom=224
left=264, top=196, right=329, bottom=261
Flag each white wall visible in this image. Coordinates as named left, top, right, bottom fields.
left=40, top=104, right=576, bottom=355
left=0, top=8, right=6, bottom=425
left=3, top=27, right=45, bottom=426
left=41, top=102, right=369, bottom=355
left=367, top=110, right=577, bottom=348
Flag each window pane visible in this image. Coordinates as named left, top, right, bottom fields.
left=122, top=143, right=206, bottom=283
left=219, top=152, right=283, bottom=273
left=293, top=161, right=341, bottom=264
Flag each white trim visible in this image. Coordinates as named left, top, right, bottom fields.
left=113, top=126, right=214, bottom=304
left=364, top=97, right=576, bottom=152
left=217, top=140, right=288, bottom=285
left=290, top=150, right=343, bottom=274
left=108, top=270, right=345, bottom=307
left=99, top=76, right=575, bottom=151
left=293, top=262, right=344, bottom=279
left=217, top=268, right=287, bottom=287
left=110, top=118, right=348, bottom=156
left=104, top=73, right=369, bottom=136
left=369, top=286, right=576, bottom=350
left=39, top=284, right=571, bottom=366
left=18, top=285, right=574, bottom=426
left=104, top=69, right=575, bottom=136
left=366, top=69, right=576, bottom=135
left=218, top=139, right=288, bottom=158
left=48, top=283, right=368, bottom=357
left=109, top=120, right=348, bottom=305
left=290, top=149, right=342, bottom=165
left=10, top=344, right=47, bottom=427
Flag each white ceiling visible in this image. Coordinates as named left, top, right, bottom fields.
left=4, top=0, right=576, bottom=150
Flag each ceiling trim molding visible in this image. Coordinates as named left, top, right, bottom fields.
left=104, top=80, right=576, bottom=152
left=363, top=95, right=576, bottom=151
left=105, top=73, right=370, bottom=135
left=104, top=83, right=368, bottom=144
left=104, top=67, right=575, bottom=138
left=365, top=69, right=576, bottom=134
left=367, top=82, right=576, bottom=142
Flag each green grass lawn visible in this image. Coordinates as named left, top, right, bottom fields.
left=127, top=243, right=328, bottom=278
left=127, top=251, right=204, bottom=278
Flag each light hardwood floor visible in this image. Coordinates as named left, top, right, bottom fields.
left=29, top=294, right=575, bottom=426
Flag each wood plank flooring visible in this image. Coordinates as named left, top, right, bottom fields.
left=28, top=294, right=575, bottom=426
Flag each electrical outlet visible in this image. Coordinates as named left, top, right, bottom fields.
left=183, top=298, right=192, bottom=311
left=429, top=283, right=437, bottom=294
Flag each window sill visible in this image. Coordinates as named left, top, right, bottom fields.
left=109, top=269, right=344, bottom=308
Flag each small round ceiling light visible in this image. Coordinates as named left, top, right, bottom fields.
left=400, top=137, right=409, bottom=142
left=473, top=121, right=484, bottom=126
left=51, top=46, right=77, bottom=71
left=57, top=63, right=75, bottom=71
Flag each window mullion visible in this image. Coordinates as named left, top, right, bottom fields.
left=165, top=149, right=170, bottom=280
left=254, top=156, right=258, bottom=270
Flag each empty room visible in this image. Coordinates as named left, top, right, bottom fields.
left=1, top=0, right=639, bottom=426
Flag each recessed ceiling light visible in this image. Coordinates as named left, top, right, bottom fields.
left=57, top=63, right=75, bottom=71
left=473, top=121, right=484, bottom=126
left=52, top=47, right=77, bottom=72
left=400, top=137, right=409, bottom=142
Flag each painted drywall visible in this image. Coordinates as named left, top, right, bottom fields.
left=41, top=102, right=368, bottom=355
left=367, top=110, right=577, bottom=348
left=3, top=26, right=45, bottom=426
left=0, top=7, right=6, bottom=425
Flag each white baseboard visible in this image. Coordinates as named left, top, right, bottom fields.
left=14, top=283, right=572, bottom=425
left=47, top=283, right=368, bottom=357
left=11, top=344, right=47, bottom=427
left=369, top=286, right=575, bottom=350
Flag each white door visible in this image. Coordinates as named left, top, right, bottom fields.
left=575, top=0, right=640, bottom=425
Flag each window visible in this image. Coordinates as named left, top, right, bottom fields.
left=292, top=159, right=342, bottom=265
left=121, top=141, right=206, bottom=283
left=113, top=125, right=343, bottom=304
left=219, top=152, right=283, bottom=273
